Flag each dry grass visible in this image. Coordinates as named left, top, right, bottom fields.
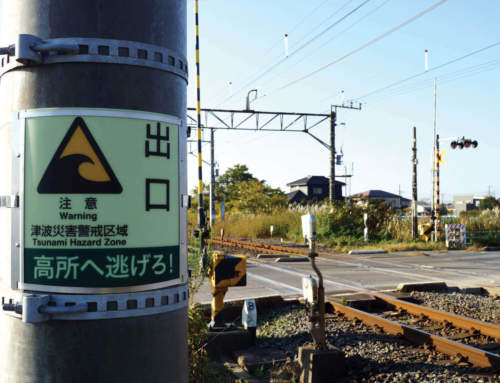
left=335, top=240, right=446, bottom=253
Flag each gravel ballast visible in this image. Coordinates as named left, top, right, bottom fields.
left=409, top=291, right=500, bottom=324
left=255, top=299, right=499, bottom=382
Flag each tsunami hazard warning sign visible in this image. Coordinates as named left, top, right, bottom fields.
left=37, top=117, right=122, bottom=194
left=22, top=110, right=181, bottom=292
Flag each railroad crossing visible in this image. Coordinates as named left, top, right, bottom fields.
left=194, top=246, right=500, bottom=304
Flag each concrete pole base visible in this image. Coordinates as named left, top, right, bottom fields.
left=298, top=345, right=346, bottom=383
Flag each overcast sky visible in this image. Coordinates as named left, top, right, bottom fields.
left=186, top=0, right=500, bottom=201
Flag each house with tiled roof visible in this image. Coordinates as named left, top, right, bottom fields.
left=350, top=190, right=411, bottom=209
left=286, top=176, right=344, bottom=203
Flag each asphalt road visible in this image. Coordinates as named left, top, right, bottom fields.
left=193, top=250, right=500, bottom=304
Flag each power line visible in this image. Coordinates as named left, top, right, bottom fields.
left=293, top=0, right=355, bottom=47
left=227, top=0, right=334, bottom=93
left=217, top=0, right=371, bottom=107
left=268, top=0, right=392, bottom=88
left=267, top=0, right=449, bottom=97
left=353, top=40, right=500, bottom=101
left=289, top=0, right=334, bottom=35
left=368, top=58, right=500, bottom=103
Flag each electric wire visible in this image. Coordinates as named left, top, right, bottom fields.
left=267, top=0, right=392, bottom=89
left=217, top=0, right=371, bottom=107
left=353, top=40, right=500, bottom=101
left=264, top=0, right=449, bottom=98
left=221, top=0, right=334, bottom=101
left=367, top=57, right=500, bottom=103
left=369, top=58, right=500, bottom=103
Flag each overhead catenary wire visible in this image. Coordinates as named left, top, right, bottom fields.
left=217, top=0, right=371, bottom=107
left=263, top=0, right=449, bottom=98
left=211, top=0, right=335, bottom=107
left=353, top=40, right=500, bottom=101
left=267, top=0, right=392, bottom=88
left=367, top=57, right=500, bottom=103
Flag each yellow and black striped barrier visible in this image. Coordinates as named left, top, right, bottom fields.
left=209, top=252, right=246, bottom=328
left=419, top=222, right=434, bottom=242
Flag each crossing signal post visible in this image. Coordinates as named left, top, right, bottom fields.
left=450, top=137, right=478, bottom=150
left=208, top=252, right=246, bottom=328
left=432, top=135, right=478, bottom=242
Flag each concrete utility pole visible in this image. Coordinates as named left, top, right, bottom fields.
left=0, top=1, right=188, bottom=382
left=210, top=128, right=215, bottom=228
left=412, top=126, right=418, bottom=239
left=329, top=103, right=361, bottom=202
left=330, top=109, right=337, bottom=202
left=431, top=79, right=437, bottom=241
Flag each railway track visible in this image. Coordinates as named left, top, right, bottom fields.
left=210, top=236, right=500, bottom=371
left=209, top=237, right=311, bottom=256
left=328, top=293, right=500, bottom=370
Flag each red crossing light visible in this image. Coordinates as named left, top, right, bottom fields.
left=450, top=141, right=457, bottom=149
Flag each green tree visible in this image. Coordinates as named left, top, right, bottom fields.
left=215, top=164, right=255, bottom=202
left=479, top=196, right=500, bottom=210
left=189, top=164, right=288, bottom=215
left=232, top=179, right=288, bottom=213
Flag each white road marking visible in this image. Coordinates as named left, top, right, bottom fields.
left=346, top=256, right=494, bottom=280
left=248, top=260, right=371, bottom=292
left=247, top=272, right=302, bottom=294
left=318, top=258, right=439, bottom=281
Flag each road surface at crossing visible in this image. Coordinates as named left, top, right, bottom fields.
left=194, top=250, right=500, bottom=304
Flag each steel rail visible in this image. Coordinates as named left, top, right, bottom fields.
left=328, top=300, right=500, bottom=370
left=209, top=237, right=309, bottom=255
left=373, top=293, right=500, bottom=340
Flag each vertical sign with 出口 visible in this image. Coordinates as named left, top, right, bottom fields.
left=22, top=110, right=181, bottom=292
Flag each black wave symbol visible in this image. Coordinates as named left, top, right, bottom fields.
left=37, top=154, right=123, bottom=194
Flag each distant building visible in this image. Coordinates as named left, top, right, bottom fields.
left=286, top=176, right=344, bottom=203
left=349, top=190, right=411, bottom=209
left=417, top=201, right=432, bottom=215
left=453, top=195, right=485, bottom=215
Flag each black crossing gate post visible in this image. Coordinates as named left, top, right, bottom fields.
left=0, top=1, right=189, bottom=382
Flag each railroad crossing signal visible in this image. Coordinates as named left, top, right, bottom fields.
left=436, top=150, right=446, bottom=166
left=208, top=251, right=246, bottom=328
left=450, top=138, right=478, bottom=149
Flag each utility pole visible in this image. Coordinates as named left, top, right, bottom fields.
left=330, top=103, right=361, bottom=202
left=210, top=128, right=215, bottom=228
left=412, top=126, right=418, bottom=239
left=398, top=184, right=402, bottom=208
left=431, top=79, right=437, bottom=241
left=330, top=108, right=336, bottom=202
left=0, top=1, right=188, bottom=382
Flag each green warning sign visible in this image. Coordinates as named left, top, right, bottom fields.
left=23, top=110, right=180, bottom=292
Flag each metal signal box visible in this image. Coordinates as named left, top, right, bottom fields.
left=301, top=213, right=317, bottom=243
left=302, top=276, right=318, bottom=305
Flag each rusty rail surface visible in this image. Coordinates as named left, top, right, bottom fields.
left=373, top=293, right=500, bottom=340
left=210, top=237, right=309, bottom=255
left=328, top=300, right=500, bottom=370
